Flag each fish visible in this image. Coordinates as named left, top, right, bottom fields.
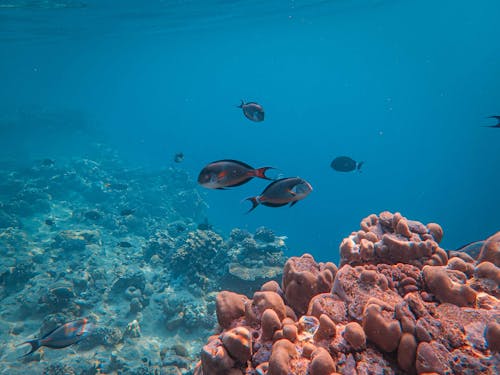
left=84, top=210, right=101, bottom=220
left=197, top=218, right=213, bottom=231
left=120, top=208, right=136, bottom=216
left=330, top=156, right=363, bottom=172
left=452, top=240, right=485, bottom=260
left=174, top=152, right=184, bottom=163
left=45, top=218, right=55, bottom=226
left=198, top=160, right=274, bottom=189
left=483, top=116, right=500, bottom=128
left=18, top=318, right=93, bottom=357
left=41, top=159, right=55, bottom=167
left=104, top=182, right=128, bottom=191
left=245, top=177, right=313, bottom=212
left=118, top=241, right=133, bottom=248
left=237, top=100, right=265, bottom=122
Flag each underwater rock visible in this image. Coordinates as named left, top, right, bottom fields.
left=39, top=281, right=77, bottom=313
left=52, top=229, right=100, bottom=252
left=163, top=290, right=216, bottom=332
left=111, top=270, right=146, bottom=294
left=0, top=262, right=35, bottom=292
left=194, top=212, right=500, bottom=375
left=144, top=231, right=176, bottom=261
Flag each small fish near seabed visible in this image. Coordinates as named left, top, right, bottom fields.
left=245, top=177, right=313, bottom=212
left=198, top=159, right=274, bottom=189
left=483, top=116, right=500, bottom=128
left=197, top=218, right=213, bottom=231
left=174, top=152, right=184, bottom=163
left=237, top=100, right=265, bottom=122
left=330, top=156, right=364, bottom=173
left=120, top=207, right=136, bottom=216
left=18, top=318, right=93, bottom=357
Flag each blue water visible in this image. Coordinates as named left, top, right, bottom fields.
left=1, top=0, right=499, bottom=262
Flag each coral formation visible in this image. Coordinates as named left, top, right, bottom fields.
left=194, top=211, right=500, bottom=375
left=0, top=152, right=290, bottom=374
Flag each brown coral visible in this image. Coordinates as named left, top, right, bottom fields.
left=282, top=254, right=336, bottom=316
left=194, top=212, right=500, bottom=375
left=422, top=265, right=477, bottom=306
left=216, top=291, right=248, bottom=329
left=220, top=327, right=252, bottom=362
left=340, top=211, right=447, bottom=268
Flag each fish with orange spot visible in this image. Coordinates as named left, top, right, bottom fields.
left=18, top=318, right=94, bottom=357
left=245, top=177, right=313, bottom=212
left=198, top=160, right=274, bottom=189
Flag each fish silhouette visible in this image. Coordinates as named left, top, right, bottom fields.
left=483, top=116, right=500, bottom=128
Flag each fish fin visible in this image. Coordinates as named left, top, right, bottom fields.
left=290, top=200, right=299, bottom=207
left=253, top=167, right=275, bottom=180
left=287, top=189, right=296, bottom=196
left=236, top=100, right=244, bottom=108
left=243, top=197, right=260, bottom=213
left=17, top=339, right=41, bottom=358
left=216, top=187, right=227, bottom=190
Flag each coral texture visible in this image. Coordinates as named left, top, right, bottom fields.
left=194, top=211, right=500, bottom=375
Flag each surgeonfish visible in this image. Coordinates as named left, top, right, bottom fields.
left=330, top=156, right=363, bottom=172
left=245, top=177, right=313, bottom=212
left=19, top=318, right=93, bottom=357
left=237, top=100, right=264, bottom=122
left=198, top=159, right=274, bottom=189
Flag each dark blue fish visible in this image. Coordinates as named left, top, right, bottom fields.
left=174, top=152, right=184, bottom=163
left=237, top=100, right=264, bottom=122
left=245, top=177, right=313, bottom=212
left=19, top=318, right=93, bottom=357
left=330, top=156, right=363, bottom=172
left=483, top=116, right=500, bottom=128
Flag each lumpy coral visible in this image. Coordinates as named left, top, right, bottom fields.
left=194, top=211, right=500, bottom=375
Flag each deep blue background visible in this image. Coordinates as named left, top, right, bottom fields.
left=1, top=0, right=499, bottom=262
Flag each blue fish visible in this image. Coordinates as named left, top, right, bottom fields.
left=19, top=318, right=93, bottom=357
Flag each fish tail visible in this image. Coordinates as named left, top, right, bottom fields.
left=17, top=339, right=41, bottom=357
left=236, top=100, right=244, bottom=108
left=244, top=197, right=260, bottom=213
left=253, top=167, right=274, bottom=180
left=357, top=161, right=364, bottom=172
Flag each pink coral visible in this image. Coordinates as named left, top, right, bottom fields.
left=195, top=212, right=500, bottom=375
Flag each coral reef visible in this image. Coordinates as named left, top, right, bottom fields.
left=0, top=152, right=289, bottom=374
left=194, top=211, right=500, bottom=375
